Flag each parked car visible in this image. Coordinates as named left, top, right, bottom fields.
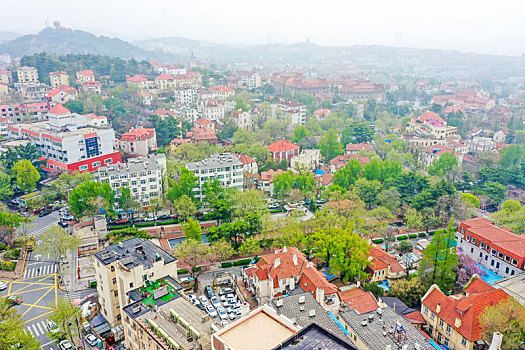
left=33, top=208, right=44, bottom=215
left=210, top=296, right=221, bottom=308
left=58, top=221, right=68, bottom=228
left=157, top=215, right=172, bottom=220
left=204, top=285, right=214, bottom=299
left=144, top=216, right=157, bottom=222
left=205, top=304, right=217, bottom=318
left=220, top=293, right=236, bottom=302
left=114, top=219, right=129, bottom=224
left=268, top=203, right=279, bottom=209
left=63, top=215, right=74, bottom=221
left=198, top=295, right=209, bottom=306
left=221, top=320, right=229, bottom=327
left=58, top=339, right=73, bottom=350
left=7, top=296, right=22, bottom=305
left=0, top=281, right=7, bottom=290
left=39, top=210, right=51, bottom=217
left=228, top=309, right=241, bottom=320
left=46, top=320, right=60, bottom=335
left=188, top=294, right=197, bottom=303
left=219, top=288, right=234, bottom=296
left=85, top=334, right=98, bottom=346
left=217, top=307, right=228, bottom=320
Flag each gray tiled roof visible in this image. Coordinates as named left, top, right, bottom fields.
left=185, top=152, right=242, bottom=171
left=271, top=292, right=348, bottom=340
left=273, top=323, right=356, bottom=350
left=339, top=306, right=434, bottom=350
left=94, top=237, right=176, bottom=269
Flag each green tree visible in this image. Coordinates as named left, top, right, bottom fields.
left=0, top=172, right=14, bottom=200
left=346, top=122, right=374, bottom=143
left=319, top=129, right=343, bottom=160
left=363, top=157, right=382, bottom=181
left=492, top=200, right=525, bottom=234
left=172, top=195, right=197, bottom=221
left=482, top=181, right=507, bottom=204
left=232, top=189, right=266, bottom=220
left=499, top=145, right=525, bottom=168
left=418, top=222, right=458, bottom=292
left=183, top=218, right=202, bottom=241
left=388, top=278, right=427, bottom=308
left=202, top=179, right=233, bottom=221
left=461, top=192, right=480, bottom=208
left=353, top=178, right=382, bottom=207
left=51, top=171, right=93, bottom=199
left=63, top=100, right=85, bottom=114
left=68, top=181, right=115, bottom=218
left=293, top=125, right=311, bottom=143
left=36, top=225, right=81, bottom=260
left=1, top=143, right=46, bottom=170
left=377, top=187, right=401, bottom=212
left=238, top=237, right=262, bottom=257
left=47, top=297, right=82, bottom=345
left=333, top=159, right=363, bottom=189
left=273, top=171, right=295, bottom=199
left=118, top=187, right=141, bottom=214
left=0, top=299, right=40, bottom=350
left=12, top=159, right=40, bottom=192
left=168, top=168, right=198, bottom=201
left=478, top=297, right=525, bottom=350
left=428, top=152, right=458, bottom=176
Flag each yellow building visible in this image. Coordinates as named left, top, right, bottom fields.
left=49, top=71, right=69, bottom=88
left=17, top=66, right=39, bottom=84
left=0, top=69, right=11, bottom=85
left=406, top=111, right=457, bottom=139
left=0, top=83, right=8, bottom=96
left=93, top=238, right=178, bottom=325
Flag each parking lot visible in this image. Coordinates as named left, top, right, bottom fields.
left=187, top=284, right=245, bottom=327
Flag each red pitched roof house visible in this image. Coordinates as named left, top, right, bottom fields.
left=48, top=103, right=71, bottom=115
left=421, top=276, right=509, bottom=349
left=186, top=126, right=218, bottom=144
left=315, top=173, right=333, bottom=188
left=267, top=139, right=300, bottom=163
left=345, top=142, right=372, bottom=155
left=194, top=118, right=215, bottom=131
left=258, top=169, right=283, bottom=195
left=233, top=153, right=258, bottom=174
left=338, top=288, right=378, bottom=314
left=329, top=154, right=370, bottom=173
left=243, top=247, right=340, bottom=312
left=313, top=108, right=330, bottom=119
left=116, top=127, right=157, bottom=155
left=366, top=245, right=406, bottom=283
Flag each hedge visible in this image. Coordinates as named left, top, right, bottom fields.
left=233, top=258, right=253, bottom=266
left=409, top=234, right=417, bottom=239
left=135, top=222, right=155, bottom=227
left=269, top=209, right=285, bottom=213
left=89, top=281, right=98, bottom=288
left=108, top=225, right=131, bottom=231
left=372, top=239, right=384, bottom=244
left=0, top=261, right=16, bottom=271
left=418, top=232, right=427, bottom=238
left=221, top=262, right=233, bottom=268
left=429, top=230, right=437, bottom=235
left=4, top=249, right=21, bottom=260
left=177, top=269, right=188, bottom=274
left=396, top=235, right=408, bottom=241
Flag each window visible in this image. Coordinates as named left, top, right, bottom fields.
left=480, top=242, right=485, bottom=248
left=466, top=235, right=470, bottom=241
left=479, top=252, right=483, bottom=258
left=430, top=312, right=435, bottom=320
left=512, top=259, right=518, bottom=266
left=104, top=158, right=112, bottom=164
left=114, top=290, right=118, bottom=297
left=498, top=252, right=504, bottom=259
left=462, top=337, right=467, bottom=346
left=439, top=319, right=444, bottom=328
left=129, top=282, right=134, bottom=288
left=117, top=314, right=121, bottom=321
left=505, top=255, right=511, bottom=262
left=92, top=161, right=101, bottom=167
left=79, top=165, right=88, bottom=171
left=424, top=306, right=429, bottom=315
left=471, top=248, right=474, bottom=253
left=437, top=333, right=443, bottom=342
left=491, top=249, right=497, bottom=256
left=505, top=267, right=509, bottom=274
left=446, top=325, right=451, bottom=335
left=112, top=278, right=116, bottom=284
left=444, top=338, right=450, bottom=346
left=491, top=259, right=495, bottom=266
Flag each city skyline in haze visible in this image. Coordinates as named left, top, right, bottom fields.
left=1, top=0, right=525, bottom=56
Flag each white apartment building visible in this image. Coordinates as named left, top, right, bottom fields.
left=185, top=153, right=243, bottom=200
left=466, top=136, right=496, bottom=154
left=93, top=238, right=178, bottom=325
left=7, top=104, right=119, bottom=172
left=17, top=66, right=39, bottom=84
left=235, top=71, right=262, bottom=89
left=197, top=99, right=225, bottom=122
left=270, top=100, right=306, bottom=126
left=95, top=154, right=166, bottom=210
left=291, top=149, right=320, bottom=171
left=173, top=87, right=197, bottom=105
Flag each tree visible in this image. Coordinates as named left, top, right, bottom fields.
left=492, top=200, right=525, bottom=234
left=292, top=125, right=310, bottom=143
left=418, top=222, right=458, bottom=292
left=397, top=241, right=414, bottom=255
left=345, top=122, right=374, bottom=143
left=457, top=254, right=486, bottom=286
left=68, top=181, right=115, bottom=218
left=378, top=187, right=401, bottom=212
left=202, top=179, right=234, bottom=221
left=231, top=189, right=266, bottom=220
left=428, top=152, right=458, bottom=176
left=461, top=192, right=480, bottom=208
left=0, top=209, right=22, bottom=248
left=238, top=237, right=262, bottom=257
left=12, top=159, right=40, bottom=192
left=404, top=207, right=423, bottom=233
left=319, top=129, right=343, bottom=160
left=172, top=195, right=197, bottom=221
left=173, top=239, right=215, bottom=291
left=362, top=282, right=384, bottom=298
left=353, top=178, right=382, bottom=208
left=183, top=218, right=202, bottom=241
left=1, top=143, right=46, bottom=170
left=63, top=100, right=85, bottom=114
left=388, top=278, right=427, bottom=308
left=333, top=159, right=363, bottom=189
left=435, top=193, right=472, bottom=225
left=0, top=299, right=40, bottom=350
left=273, top=171, right=295, bottom=199
left=36, top=225, right=81, bottom=260
left=482, top=181, right=507, bottom=204
left=478, top=297, right=525, bottom=350
left=51, top=171, right=93, bottom=199
left=118, top=187, right=141, bottom=214
left=499, top=145, right=525, bottom=168
left=0, top=172, right=13, bottom=200
left=48, top=297, right=82, bottom=345
left=167, top=168, right=198, bottom=201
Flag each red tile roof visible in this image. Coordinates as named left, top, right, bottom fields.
left=345, top=142, right=372, bottom=152
left=338, top=288, right=378, bottom=314
left=211, top=85, right=234, bottom=93
left=233, top=153, right=256, bottom=165
left=267, top=140, right=299, bottom=153
left=120, top=128, right=155, bottom=141
left=313, top=109, right=330, bottom=117
left=403, top=310, right=426, bottom=324
left=186, top=126, right=217, bottom=143
left=49, top=71, right=67, bottom=76
left=48, top=104, right=70, bottom=115
left=195, top=118, right=213, bottom=125
left=152, top=109, right=174, bottom=116
left=155, top=73, right=174, bottom=80
left=260, top=169, right=283, bottom=183
left=423, top=144, right=461, bottom=157
left=77, top=70, right=94, bottom=77
left=315, top=173, right=333, bottom=187
left=422, top=279, right=508, bottom=342
left=127, top=74, right=148, bottom=82
left=367, top=246, right=404, bottom=273
left=330, top=154, right=370, bottom=168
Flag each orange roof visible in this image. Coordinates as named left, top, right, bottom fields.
left=422, top=277, right=509, bottom=341
left=48, top=104, right=70, bottom=115
left=345, top=142, right=372, bottom=152
left=195, top=118, right=213, bottom=125
left=260, top=169, right=283, bottom=183
left=152, top=109, right=174, bottom=116
left=77, top=70, right=94, bottom=77
left=267, top=140, right=299, bottom=153
left=233, top=153, right=256, bottom=165
left=313, top=109, right=330, bottom=117
left=211, top=85, right=234, bottom=93
left=315, top=173, right=333, bottom=187
left=155, top=73, right=174, bottom=80
left=330, top=154, right=370, bottom=167
left=367, top=246, right=404, bottom=273
left=186, top=126, right=217, bottom=142
left=338, top=288, right=378, bottom=313
left=120, top=128, right=155, bottom=141
left=403, top=310, right=426, bottom=324
left=127, top=74, right=148, bottom=82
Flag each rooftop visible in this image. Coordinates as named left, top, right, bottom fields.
left=268, top=139, right=299, bottom=153
left=493, top=273, right=525, bottom=307
left=96, top=154, right=164, bottom=176
left=185, top=152, right=242, bottom=171
left=93, top=237, right=176, bottom=269
left=273, top=323, right=356, bottom=350
left=127, top=276, right=182, bottom=308
left=338, top=288, right=378, bottom=314
left=339, top=306, right=434, bottom=350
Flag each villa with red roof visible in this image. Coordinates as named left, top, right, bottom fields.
left=457, top=217, right=525, bottom=278
left=267, top=139, right=300, bottom=163
left=210, top=85, right=235, bottom=100
left=406, top=111, right=457, bottom=139
left=126, top=74, right=149, bottom=89
left=422, top=144, right=463, bottom=168
left=233, top=152, right=258, bottom=174
left=76, top=70, right=95, bottom=83
left=345, top=142, right=372, bottom=155
left=366, top=245, right=406, bottom=283
left=155, top=73, right=175, bottom=90
left=46, top=86, right=76, bottom=105
left=115, top=127, right=157, bottom=156
left=194, top=118, right=215, bottom=131
left=329, top=154, right=370, bottom=173
left=186, top=126, right=217, bottom=144
left=337, top=288, right=378, bottom=314
left=313, top=109, right=330, bottom=119
left=432, top=89, right=495, bottom=111
left=421, top=276, right=509, bottom=349
left=243, top=247, right=340, bottom=313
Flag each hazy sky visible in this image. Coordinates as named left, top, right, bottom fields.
left=2, top=0, right=525, bottom=55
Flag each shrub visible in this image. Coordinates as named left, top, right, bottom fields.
left=221, top=262, right=233, bottom=268
left=372, top=239, right=384, bottom=244
left=13, top=238, right=26, bottom=248
left=418, top=232, right=427, bottom=238
left=233, top=258, right=252, bottom=266
left=429, top=230, right=436, bottom=236
left=177, top=269, right=188, bottom=274
left=4, top=248, right=21, bottom=260
left=108, top=225, right=131, bottom=231
left=386, top=237, right=395, bottom=241
left=362, top=282, right=385, bottom=298
left=0, top=260, right=16, bottom=271
left=89, top=281, right=98, bottom=288
left=157, top=220, right=180, bottom=226
left=409, top=234, right=417, bottom=239
left=0, top=244, right=6, bottom=251
left=135, top=222, right=155, bottom=227
left=396, top=235, right=408, bottom=241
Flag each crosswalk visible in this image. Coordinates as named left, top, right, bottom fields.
left=66, top=290, right=84, bottom=300
left=24, top=320, right=49, bottom=338
left=23, top=263, right=57, bottom=278
left=27, top=220, right=59, bottom=238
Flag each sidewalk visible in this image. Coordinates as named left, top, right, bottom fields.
left=62, top=249, right=95, bottom=293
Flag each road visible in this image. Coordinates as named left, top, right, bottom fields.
left=1, top=211, right=91, bottom=349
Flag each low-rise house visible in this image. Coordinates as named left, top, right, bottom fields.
left=313, top=108, right=330, bottom=119
left=233, top=152, right=258, bottom=174
left=290, top=149, right=320, bottom=171
left=0, top=83, right=8, bottom=96
left=465, top=136, right=496, bottom=154
left=338, top=306, right=434, bottom=350
left=230, top=109, right=253, bottom=130
left=258, top=169, right=283, bottom=195
left=81, top=81, right=101, bottom=94
left=366, top=245, right=406, bottom=284
left=17, top=66, right=39, bottom=84
left=186, top=126, right=218, bottom=144
left=329, top=154, right=370, bottom=173
left=49, top=71, right=69, bottom=88
left=46, top=86, right=77, bottom=105
left=173, top=87, right=197, bottom=104
left=155, top=73, right=175, bottom=90
left=234, top=71, right=262, bottom=89
left=267, top=139, right=300, bottom=163
left=126, top=74, right=149, bottom=89
left=194, top=118, right=215, bottom=131
left=76, top=70, right=95, bottom=83
left=338, top=287, right=378, bottom=314
left=210, top=85, right=235, bottom=100
left=421, top=276, right=508, bottom=349
left=115, top=127, right=157, bottom=155
left=422, top=145, right=463, bottom=168
left=18, top=83, right=50, bottom=102
left=406, top=111, right=457, bottom=139
left=244, top=247, right=340, bottom=313
left=492, top=129, right=507, bottom=143
left=198, top=98, right=225, bottom=122
left=315, top=172, right=333, bottom=188
left=345, top=142, right=372, bottom=155
left=493, top=272, right=525, bottom=307
left=0, top=69, right=11, bottom=85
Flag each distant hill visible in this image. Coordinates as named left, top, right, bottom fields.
left=0, top=31, right=21, bottom=41
left=132, top=36, right=204, bottom=51
left=0, top=27, right=175, bottom=61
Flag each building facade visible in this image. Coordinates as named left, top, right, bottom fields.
left=115, top=127, right=157, bottom=156
left=49, top=71, right=69, bottom=88
left=17, top=66, right=39, bottom=84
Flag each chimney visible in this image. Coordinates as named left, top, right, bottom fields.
left=283, top=246, right=288, bottom=253
left=274, top=258, right=281, bottom=268
left=489, top=332, right=503, bottom=350
left=293, top=254, right=298, bottom=265
left=307, top=262, right=314, bottom=268
left=436, top=303, right=441, bottom=313
left=455, top=318, right=462, bottom=328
